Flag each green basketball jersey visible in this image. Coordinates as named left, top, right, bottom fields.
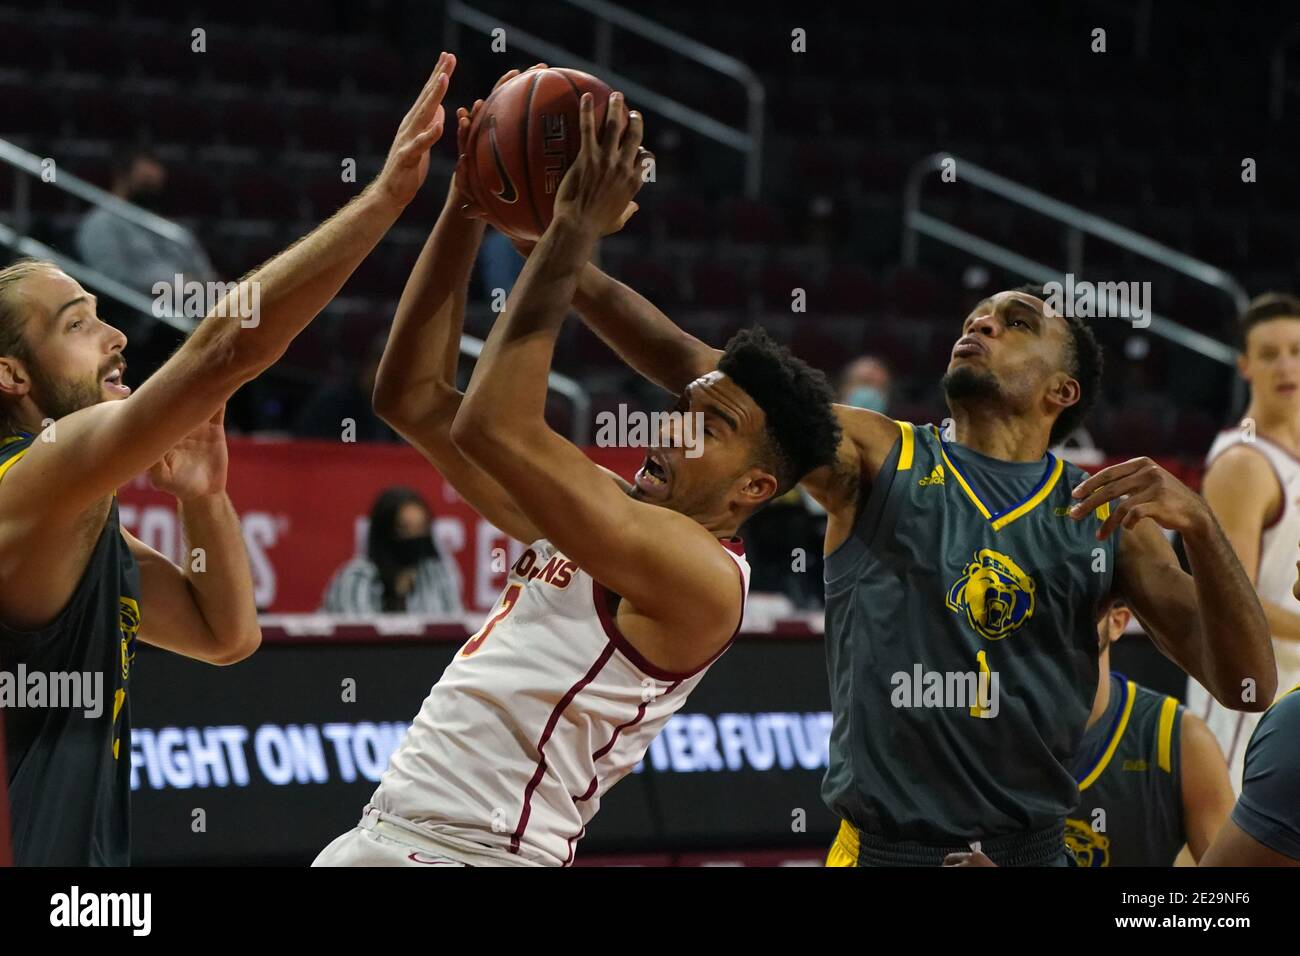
left=822, top=422, right=1117, bottom=845
left=1067, top=674, right=1185, bottom=866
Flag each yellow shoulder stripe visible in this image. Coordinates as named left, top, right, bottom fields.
left=1079, top=680, right=1137, bottom=790
left=0, top=446, right=29, bottom=485
left=1157, top=696, right=1179, bottom=772
left=896, top=421, right=914, bottom=472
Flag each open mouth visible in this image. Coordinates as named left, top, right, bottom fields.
left=952, top=337, right=987, bottom=359
left=634, top=453, right=671, bottom=497
left=102, top=366, right=130, bottom=396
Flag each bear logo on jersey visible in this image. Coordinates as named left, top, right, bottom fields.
left=945, top=548, right=1036, bottom=641
left=1064, top=817, right=1111, bottom=867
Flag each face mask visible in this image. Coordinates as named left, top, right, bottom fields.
left=391, top=535, right=435, bottom=567
left=845, top=386, right=887, bottom=413
left=129, top=187, right=165, bottom=212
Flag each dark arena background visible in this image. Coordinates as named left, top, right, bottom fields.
left=1, top=0, right=1298, bottom=908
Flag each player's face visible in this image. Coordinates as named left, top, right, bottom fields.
left=9, top=268, right=129, bottom=422
left=943, top=291, right=1075, bottom=420
left=631, top=371, right=776, bottom=519
left=1240, top=317, right=1300, bottom=413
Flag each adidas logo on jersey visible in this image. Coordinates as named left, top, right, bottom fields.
left=918, top=464, right=945, bottom=487
left=1122, top=759, right=1148, bottom=772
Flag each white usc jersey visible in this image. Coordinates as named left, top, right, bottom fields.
left=1188, top=428, right=1300, bottom=793
left=369, top=536, right=749, bottom=866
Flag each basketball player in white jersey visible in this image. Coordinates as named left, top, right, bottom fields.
left=314, top=79, right=841, bottom=866
left=1190, top=292, right=1300, bottom=794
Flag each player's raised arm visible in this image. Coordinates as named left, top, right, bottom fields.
left=1070, top=458, right=1277, bottom=710
left=0, top=53, right=456, bottom=529
left=555, top=247, right=898, bottom=528
left=373, top=69, right=543, bottom=545
left=451, top=92, right=743, bottom=651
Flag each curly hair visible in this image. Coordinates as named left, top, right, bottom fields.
left=716, top=326, right=843, bottom=495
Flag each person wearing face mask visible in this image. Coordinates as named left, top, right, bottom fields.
left=323, top=487, right=464, bottom=617
left=74, top=146, right=218, bottom=302
left=838, top=355, right=892, bottom=414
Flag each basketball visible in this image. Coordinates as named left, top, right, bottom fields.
left=462, top=67, right=613, bottom=240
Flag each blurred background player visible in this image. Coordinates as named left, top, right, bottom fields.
left=322, top=485, right=462, bottom=616
left=314, top=83, right=840, bottom=866
left=0, top=51, right=456, bottom=865
left=1191, top=292, right=1300, bottom=794
left=1065, top=601, right=1233, bottom=866
left=560, top=273, right=1275, bottom=866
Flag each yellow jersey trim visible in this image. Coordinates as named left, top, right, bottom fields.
left=930, top=427, right=1064, bottom=532
left=990, top=456, right=1065, bottom=531
left=1079, top=679, right=1137, bottom=791
left=826, top=820, right=859, bottom=867
left=0, top=446, right=29, bottom=485
left=1156, top=696, right=1178, bottom=773
left=896, top=421, right=915, bottom=472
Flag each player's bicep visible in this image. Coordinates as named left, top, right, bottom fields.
left=1178, top=713, right=1234, bottom=862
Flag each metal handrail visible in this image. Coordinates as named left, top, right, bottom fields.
left=445, top=0, right=764, bottom=197
left=902, top=152, right=1247, bottom=367
left=0, top=138, right=193, bottom=247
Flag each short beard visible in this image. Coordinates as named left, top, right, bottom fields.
left=941, top=365, right=1003, bottom=406
left=28, top=366, right=104, bottom=423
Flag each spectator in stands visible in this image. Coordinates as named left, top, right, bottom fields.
left=323, top=487, right=463, bottom=617
left=75, top=146, right=218, bottom=296
left=295, top=334, right=398, bottom=442
left=838, top=354, right=891, bottom=413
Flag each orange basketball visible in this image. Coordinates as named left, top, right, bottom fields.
left=463, top=68, right=613, bottom=240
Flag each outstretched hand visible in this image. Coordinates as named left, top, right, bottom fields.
left=553, top=90, right=650, bottom=237
left=376, top=52, right=457, bottom=209
left=1069, top=456, right=1210, bottom=539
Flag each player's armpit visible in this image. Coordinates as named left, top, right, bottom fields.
left=452, top=424, right=741, bottom=660
left=802, top=404, right=901, bottom=548
left=122, top=529, right=260, bottom=666
left=1178, top=713, right=1235, bottom=862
